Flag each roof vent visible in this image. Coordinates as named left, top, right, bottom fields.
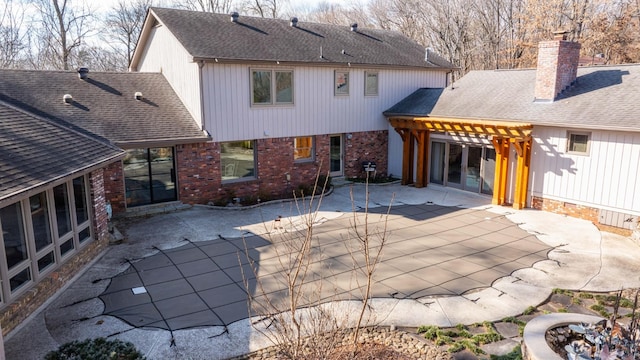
left=134, top=92, right=143, bottom=100
left=290, top=17, right=298, bottom=27
left=77, top=67, right=89, bottom=80
left=63, top=94, right=73, bottom=103
left=230, top=12, right=239, bottom=22
left=350, top=23, right=358, bottom=32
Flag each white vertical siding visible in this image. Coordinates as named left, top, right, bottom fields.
left=136, top=25, right=202, bottom=127
left=530, top=126, right=640, bottom=214
left=202, top=63, right=447, bottom=142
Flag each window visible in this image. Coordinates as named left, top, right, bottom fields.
left=221, top=141, right=256, bottom=181
left=53, top=184, right=72, bottom=237
left=123, top=147, right=177, bottom=207
left=30, top=193, right=52, bottom=252
left=251, top=69, right=293, bottom=105
left=73, top=176, right=89, bottom=225
left=335, top=71, right=349, bottom=95
left=294, top=137, right=314, bottom=162
left=567, top=131, right=590, bottom=154
left=0, top=175, right=96, bottom=305
left=1, top=202, right=27, bottom=270
left=364, top=71, right=378, bottom=96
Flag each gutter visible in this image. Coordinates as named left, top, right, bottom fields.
left=114, top=136, right=211, bottom=149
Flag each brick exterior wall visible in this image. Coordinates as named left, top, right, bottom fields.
left=534, top=38, right=581, bottom=101
left=105, top=131, right=389, bottom=213
left=0, top=170, right=110, bottom=336
left=103, top=161, right=125, bottom=214
left=531, top=196, right=634, bottom=236
left=344, top=130, right=388, bottom=178
left=176, top=142, right=220, bottom=204
left=531, top=196, right=599, bottom=223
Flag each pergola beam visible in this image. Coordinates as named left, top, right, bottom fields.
left=389, top=116, right=534, bottom=210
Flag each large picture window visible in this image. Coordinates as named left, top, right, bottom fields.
left=294, top=137, right=314, bottom=162
left=221, top=141, right=256, bottom=181
left=251, top=69, right=293, bottom=105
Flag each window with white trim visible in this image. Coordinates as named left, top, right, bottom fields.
left=335, top=71, right=349, bottom=95
left=251, top=69, right=293, bottom=105
left=364, top=71, right=378, bottom=96
left=567, top=131, right=591, bottom=154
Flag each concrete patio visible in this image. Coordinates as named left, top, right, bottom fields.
left=5, top=183, right=640, bottom=359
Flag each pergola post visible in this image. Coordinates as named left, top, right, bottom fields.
left=513, top=138, right=532, bottom=209
left=415, top=130, right=429, bottom=188
left=397, top=129, right=414, bottom=185
left=491, top=138, right=510, bottom=205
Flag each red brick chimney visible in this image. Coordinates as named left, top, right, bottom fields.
left=534, top=31, right=581, bottom=101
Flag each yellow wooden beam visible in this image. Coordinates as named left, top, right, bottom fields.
left=492, top=139, right=510, bottom=205
left=389, top=117, right=532, bottom=139
left=513, top=139, right=532, bottom=210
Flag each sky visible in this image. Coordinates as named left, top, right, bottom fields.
left=92, top=0, right=357, bottom=16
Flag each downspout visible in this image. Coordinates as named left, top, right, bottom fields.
left=198, top=60, right=207, bottom=135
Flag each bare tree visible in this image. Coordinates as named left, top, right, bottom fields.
left=241, top=0, right=288, bottom=18
left=347, top=179, right=392, bottom=346
left=105, top=0, right=153, bottom=69
left=0, top=0, right=28, bottom=68
left=174, top=0, right=236, bottom=13
left=31, top=0, right=95, bottom=70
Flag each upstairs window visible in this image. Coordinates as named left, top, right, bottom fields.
left=251, top=69, right=293, bottom=105
left=364, top=71, right=378, bottom=96
left=567, top=131, right=590, bottom=154
left=335, top=71, right=349, bottom=96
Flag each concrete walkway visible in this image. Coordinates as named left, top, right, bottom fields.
left=5, top=183, right=640, bottom=359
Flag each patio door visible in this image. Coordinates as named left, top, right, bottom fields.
left=429, top=142, right=494, bottom=195
left=124, top=147, right=177, bottom=207
left=329, top=135, right=343, bottom=177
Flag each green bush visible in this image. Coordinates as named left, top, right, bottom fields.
left=45, top=338, right=146, bottom=360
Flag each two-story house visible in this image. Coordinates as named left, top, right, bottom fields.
left=0, top=9, right=454, bottom=335
left=130, top=8, right=455, bottom=204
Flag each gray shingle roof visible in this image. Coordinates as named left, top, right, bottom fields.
left=0, top=102, right=123, bottom=204
left=385, top=64, right=640, bottom=132
left=145, top=7, right=454, bottom=69
left=0, top=69, right=208, bottom=145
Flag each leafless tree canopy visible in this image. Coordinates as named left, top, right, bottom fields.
left=0, top=0, right=638, bottom=73
left=105, top=0, right=154, bottom=69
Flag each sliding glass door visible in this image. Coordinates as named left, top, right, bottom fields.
left=124, top=147, right=177, bottom=207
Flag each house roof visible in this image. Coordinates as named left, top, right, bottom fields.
left=134, top=7, right=455, bottom=70
left=384, top=64, right=640, bottom=132
left=0, top=69, right=209, bottom=146
left=0, top=102, right=124, bottom=205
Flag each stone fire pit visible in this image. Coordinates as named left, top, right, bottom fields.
left=522, top=313, right=604, bottom=360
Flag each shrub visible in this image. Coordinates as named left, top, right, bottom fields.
left=45, top=338, right=145, bottom=360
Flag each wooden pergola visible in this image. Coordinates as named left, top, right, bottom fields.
left=388, top=116, right=533, bottom=209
